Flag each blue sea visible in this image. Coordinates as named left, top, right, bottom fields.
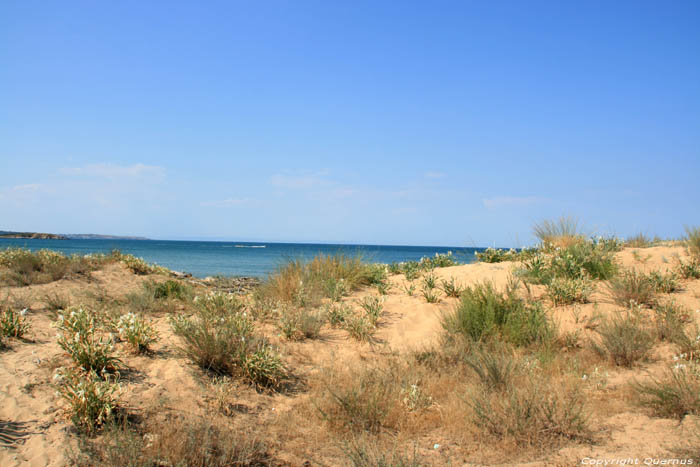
left=0, top=238, right=484, bottom=278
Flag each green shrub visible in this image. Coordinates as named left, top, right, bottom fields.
left=152, top=280, right=190, bottom=300
left=546, top=277, right=594, bottom=305
left=170, top=301, right=284, bottom=388
left=442, top=281, right=553, bottom=347
left=649, top=271, right=680, bottom=294
left=325, top=302, right=352, bottom=327
left=654, top=301, right=690, bottom=343
left=419, top=252, right=457, bottom=269
left=55, top=308, right=122, bottom=372
left=464, top=347, right=518, bottom=391
left=359, top=296, right=384, bottom=326
left=375, top=280, right=391, bottom=295
left=402, top=282, right=416, bottom=296
left=114, top=312, right=158, bottom=353
left=519, top=240, right=617, bottom=285
left=607, top=270, right=657, bottom=307
left=476, top=247, right=520, bottom=263
left=676, top=259, right=700, bottom=280
left=363, top=263, right=388, bottom=286
left=323, top=277, right=348, bottom=302
left=421, top=288, right=441, bottom=304
left=54, top=367, right=121, bottom=435
left=592, top=308, right=653, bottom=367
left=440, top=277, right=463, bottom=298
left=116, top=253, right=169, bottom=275
left=421, top=273, right=437, bottom=290
left=344, top=315, right=376, bottom=342
left=279, top=308, right=324, bottom=341
left=0, top=305, right=30, bottom=338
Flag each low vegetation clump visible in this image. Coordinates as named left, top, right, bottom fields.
left=464, top=346, right=519, bottom=391
left=421, top=287, right=441, bottom=303
left=533, top=216, right=585, bottom=248
left=114, top=252, right=169, bottom=275
left=358, top=296, right=384, bottom=326
left=592, top=307, right=654, bottom=367
left=344, top=314, right=377, bottom=342
left=54, top=366, right=121, bottom=435
left=475, top=247, right=531, bottom=263
left=317, top=362, right=419, bottom=434
left=259, top=254, right=381, bottom=308
left=0, top=304, right=30, bottom=339
left=648, top=270, right=680, bottom=294
left=342, top=438, right=423, bottom=467
left=325, top=302, right=352, bottom=327
left=469, top=377, right=591, bottom=448
left=654, top=301, right=691, bottom=343
left=171, top=292, right=285, bottom=388
left=125, top=280, right=192, bottom=315
left=442, top=280, right=553, bottom=347
left=676, top=258, right=700, bottom=280
left=607, top=270, right=657, bottom=307
left=441, top=277, right=463, bottom=298
left=55, top=307, right=122, bottom=372
left=44, top=292, right=71, bottom=313
left=389, top=261, right=421, bottom=281
left=279, top=307, right=324, bottom=341
left=633, top=361, right=700, bottom=419
left=152, top=279, right=191, bottom=300
left=625, top=233, right=655, bottom=248
left=70, top=416, right=271, bottom=466
left=389, top=252, right=457, bottom=279
left=0, top=247, right=112, bottom=286
left=686, top=226, right=700, bottom=260
left=519, top=238, right=619, bottom=285
left=114, top=312, right=159, bottom=353
left=546, top=277, right=594, bottom=305
left=323, top=277, right=348, bottom=302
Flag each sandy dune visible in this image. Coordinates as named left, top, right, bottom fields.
left=1, top=246, right=699, bottom=465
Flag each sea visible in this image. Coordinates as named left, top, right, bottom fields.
left=0, top=238, right=485, bottom=278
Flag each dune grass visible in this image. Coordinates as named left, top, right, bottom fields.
left=170, top=292, right=285, bottom=388
left=442, top=279, right=554, bottom=348
left=533, top=216, right=585, bottom=248
left=634, top=364, right=700, bottom=419
left=259, top=254, right=382, bottom=308
left=592, top=308, right=654, bottom=367
left=607, top=270, right=658, bottom=307
left=685, top=226, right=700, bottom=260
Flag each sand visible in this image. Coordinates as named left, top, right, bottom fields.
left=1, top=246, right=699, bottom=466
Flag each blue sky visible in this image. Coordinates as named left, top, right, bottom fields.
left=1, top=1, right=698, bottom=246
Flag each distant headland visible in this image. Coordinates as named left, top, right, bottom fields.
left=0, top=231, right=149, bottom=240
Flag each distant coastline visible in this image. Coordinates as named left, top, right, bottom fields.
left=0, top=231, right=67, bottom=239
left=64, top=234, right=150, bottom=240
left=0, top=231, right=149, bottom=241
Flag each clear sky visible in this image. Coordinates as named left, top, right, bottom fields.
left=1, top=1, right=699, bottom=246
